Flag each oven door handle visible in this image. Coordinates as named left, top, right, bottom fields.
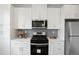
left=31, top=43, right=48, bottom=45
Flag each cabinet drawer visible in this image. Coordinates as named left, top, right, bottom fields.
left=54, top=44, right=64, bottom=48
left=16, top=43, right=29, bottom=47
left=55, top=40, right=64, bottom=44
left=54, top=42, right=64, bottom=47
left=55, top=41, right=64, bottom=44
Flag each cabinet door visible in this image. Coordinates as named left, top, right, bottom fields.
left=24, top=8, right=32, bottom=29
left=32, top=4, right=40, bottom=20
left=64, top=5, right=77, bottom=18
left=11, top=41, right=20, bottom=55
left=32, top=4, right=47, bottom=20
left=49, top=40, right=54, bottom=55
left=15, top=8, right=25, bottom=29
left=49, top=43, right=53, bottom=55
left=40, top=4, right=47, bottom=20
left=47, top=8, right=60, bottom=29
left=53, top=41, right=64, bottom=55
left=15, top=8, right=32, bottom=29
left=17, top=43, right=30, bottom=55
left=22, top=43, right=30, bottom=55
left=76, top=5, right=79, bottom=18
left=11, top=40, right=30, bottom=55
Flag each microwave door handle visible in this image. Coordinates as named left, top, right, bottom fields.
left=44, top=20, right=45, bottom=26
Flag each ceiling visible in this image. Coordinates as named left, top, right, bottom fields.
left=47, top=4, right=63, bottom=8
left=12, top=4, right=64, bottom=8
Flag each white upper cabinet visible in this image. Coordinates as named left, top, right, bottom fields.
left=76, top=5, right=79, bottom=18
left=15, top=8, right=32, bottom=29
left=32, top=4, right=47, bottom=20
left=15, top=8, right=25, bottom=29
left=32, top=4, right=40, bottom=20
left=47, top=8, right=60, bottom=29
left=40, top=4, right=47, bottom=20
left=24, top=8, right=32, bottom=29
left=64, top=5, right=79, bottom=18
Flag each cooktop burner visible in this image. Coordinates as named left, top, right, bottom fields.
left=31, top=35, right=48, bottom=44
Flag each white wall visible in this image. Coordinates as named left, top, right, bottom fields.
left=0, top=4, right=10, bottom=55
left=10, top=5, right=16, bottom=39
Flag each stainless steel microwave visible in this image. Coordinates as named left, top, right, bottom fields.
left=32, top=20, right=47, bottom=28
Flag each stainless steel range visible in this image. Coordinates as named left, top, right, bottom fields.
left=31, top=32, right=48, bottom=55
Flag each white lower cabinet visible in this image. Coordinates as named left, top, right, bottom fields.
left=53, top=41, right=64, bottom=55
left=11, top=39, right=30, bottom=55
left=23, top=47, right=30, bottom=55
left=11, top=39, right=64, bottom=55
left=53, top=44, right=64, bottom=55
left=11, top=41, right=20, bottom=55
left=21, top=43, right=30, bottom=55
left=49, top=43, right=53, bottom=55
left=49, top=40, right=64, bottom=55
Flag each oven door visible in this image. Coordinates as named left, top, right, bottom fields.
left=31, top=44, right=48, bottom=55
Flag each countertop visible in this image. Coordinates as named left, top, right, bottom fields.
left=11, top=38, right=31, bottom=44
left=11, top=37, right=64, bottom=43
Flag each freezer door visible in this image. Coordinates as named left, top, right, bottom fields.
left=69, top=22, right=79, bottom=35
left=69, top=37, right=79, bottom=55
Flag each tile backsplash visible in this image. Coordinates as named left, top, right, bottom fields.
left=16, top=28, right=58, bottom=39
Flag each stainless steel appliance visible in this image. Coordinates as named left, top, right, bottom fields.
left=32, top=20, right=47, bottom=28
left=65, top=19, right=79, bottom=55
left=31, top=32, right=48, bottom=55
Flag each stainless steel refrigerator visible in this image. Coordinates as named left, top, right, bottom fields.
left=65, top=19, right=79, bottom=55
